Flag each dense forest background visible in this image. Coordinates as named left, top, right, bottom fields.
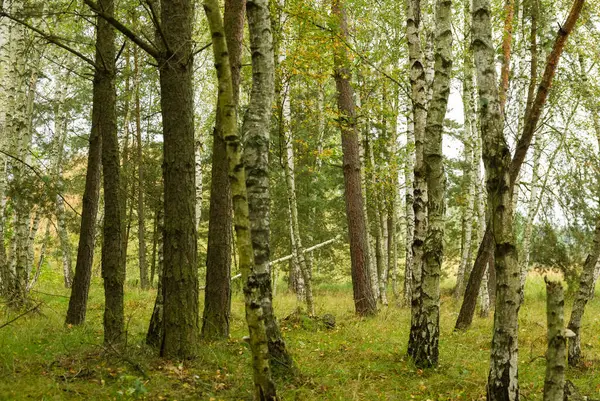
left=0, top=0, right=599, bottom=399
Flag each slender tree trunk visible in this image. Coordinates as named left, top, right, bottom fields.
left=134, top=45, right=148, bottom=290
left=6, top=0, right=30, bottom=305
left=520, top=138, right=542, bottom=296
left=455, top=24, right=476, bottom=299
left=404, top=107, right=415, bottom=307
left=282, top=91, right=314, bottom=315
left=95, top=0, right=123, bottom=345
left=65, top=81, right=103, bottom=326
left=147, top=200, right=164, bottom=347
left=567, top=214, right=600, bottom=366
left=0, top=0, right=9, bottom=297
left=150, top=207, right=158, bottom=287
left=53, top=69, right=74, bottom=289
left=360, top=129, right=379, bottom=300
left=202, top=0, right=244, bottom=341
left=544, top=279, right=566, bottom=401
left=204, top=0, right=279, bottom=396
left=332, top=0, right=377, bottom=317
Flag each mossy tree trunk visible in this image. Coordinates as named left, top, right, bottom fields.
left=204, top=0, right=279, bottom=397
left=202, top=0, right=245, bottom=341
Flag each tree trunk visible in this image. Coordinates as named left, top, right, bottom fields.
left=404, top=106, right=415, bottom=307
left=282, top=87, right=314, bottom=315
left=53, top=69, right=74, bottom=289
left=544, top=279, right=566, bottom=401
left=455, top=0, right=583, bottom=333
left=158, top=0, right=200, bottom=358
left=147, top=201, right=164, bottom=348
left=134, top=45, right=148, bottom=290
left=520, top=138, right=542, bottom=297
left=65, top=75, right=103, bottom=326
left=204, top=0, right=279, bottom=396
left=332, top=0, right=377, bottom=317
left=6, top=0, right=30, bottom=305
left=567, top=215, right=600, bottom=366
left=95, top=0, right=123, bottom=345
left=202, top=0, right=244, bottom=341
left=472, top=1, right=521, bottom=398
left=407, top=0, right=452, bottom=369
left=455, top=20, right=476, bottom=299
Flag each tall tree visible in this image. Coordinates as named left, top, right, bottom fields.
left=204, top=0, right=279, bottom=396
left=202, top=0, right=244, bottom=340
left=94, top=0, right=123, bottom=344
left=134, top=45, right=148, bottom=290
left=455, top=0, right=583, bottom=332
left=332, top=0, right=377, bottom=317
left=406, top=0, right=453, bottom=368
left=244, top=0, right=294, bottom=377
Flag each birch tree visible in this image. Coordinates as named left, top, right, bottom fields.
left=204, top=0, right=279, bottom=396
left=406, top=0, right=452, bottom=368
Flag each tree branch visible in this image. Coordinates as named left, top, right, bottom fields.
left=83, top=0, right=160, bottom=59
left=0, top=11, right=98, bottom=69
left=510, top=0, right=585, bottom=186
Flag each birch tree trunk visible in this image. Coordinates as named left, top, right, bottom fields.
left=282, top=93, right=314, bottom=315
left=203, top=0, right=242, bottom=340
left=567, top=214, right=600, bottom=366
left=360, top=129, right=379, bottom=300
left=204, top=0, right=279, bottom=396
left=455, top=22, right=477, bottom=299
left=520, top=138, right=542, bottom=297
left=544, top=279, right=566, bottom=401
left=472, top=0, right=521, bottom=398
left=0, top=22, right=8, bottom=296
left=407, top=0, right=452, bottom=369
left=404, top=107, right=415, bottom=307
left=6, top=0, right=30, bottom=305
left=332, top=0, right=377, bottom=317
left=53, top=69, right=74, bottom=289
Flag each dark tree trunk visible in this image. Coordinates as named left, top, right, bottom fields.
left=134, top=45, right=148, bottom=290
left=332, top=0, right=376, bottom=317
left=158, top=0, right=199, bottom=358
left=64, top=4, right=106, bottom=327
left=201, top=0, right=245, bottom=341
left=455, top=227, right=494, bottom=330
left=96, top=0, right=123, bottom=345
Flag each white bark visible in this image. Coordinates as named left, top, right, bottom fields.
left=282, top=82, right=314, bottom=315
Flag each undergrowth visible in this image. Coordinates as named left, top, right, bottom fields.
left=0, top=272, right=599, bottom=400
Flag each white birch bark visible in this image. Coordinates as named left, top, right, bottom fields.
left=282, top=82, right=314, bottom=315
left=404, top=107, right=415, bottom=306
left=53, top=69, right=74, bottom=288
left=195, top=140, right=203, bottom=231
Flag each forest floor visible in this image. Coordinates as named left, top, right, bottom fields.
left=0, top=273, right=599, bottom=401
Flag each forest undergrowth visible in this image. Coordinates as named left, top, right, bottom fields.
left=0, top=271, right=598, bottom=401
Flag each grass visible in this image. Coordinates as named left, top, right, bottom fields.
left=0, top=272, right=599, bottom=400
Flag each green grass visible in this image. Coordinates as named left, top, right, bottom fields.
left=1, top=273, right=599, bottom=400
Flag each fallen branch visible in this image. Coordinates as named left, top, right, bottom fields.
left=0, top=302, right=43, bottom=330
